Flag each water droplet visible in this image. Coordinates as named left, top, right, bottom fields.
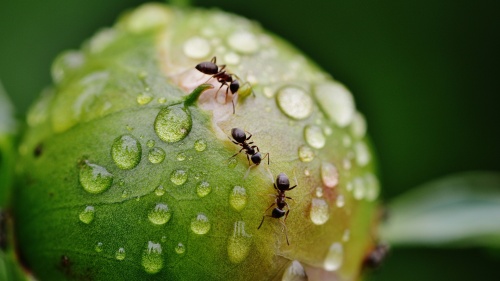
left=354, top=141, right=371, bottom=166
left=95, top=242, right=103, bottom=252
left=227, top=31, right=259, bottom=54
left=298, top=145, right=315, bottom=162
left=229, top=186, right=248, bottom=212
left=176, top=152, right=186, bottom=161
left=175, top=243, right=186, bottom=254
left=121, top=190, right=130, bottom=198
left=79, top=205, right=95, bottom=224
left=126, top=5, right=170, bottom=33
left=79, top=161, right=113, bottom=194
left=142, top=241, right=163, bottom=274
left=304, top=125, right=326, bottom=149
left=154, top=185, right=165, bottom=196
left=282, top=260, right=308, bottom=281
left=342, top=135, right=352, bottom=148
left=111, top=134, right=142, bottom=170
left=196, top=181, right=211, bottom=197
left=342, top=229, right=350, bottom=242
left=227, top=158, right=238, bottom=168
left=315, top=187, right=324, bottom=197
left=323, top=126, right=332, bottom=136
left=227, top=221, right=252, bottom=264
left=115, top=248, right=126, bottom=260
left=304, top=169, right=311, bottom=176
left=276, top=86, right=313, bottom=120
left=158, top=97, right=167, bottom=104
left=154, top=105, right=192, bottom=143
left=148, top=203, right=171, bottom=225
left=170, top=169, right=188, bottom=186
left=224, top=52, right=240, bottom=65
left=147, top=140, right=155, bottom=148
left=350, top=112, right=367, bottom=138
left=321, top=162, right=339, bottom=188
left=342, top=157, right=352, bottom=170
left=148, top=147, right=166, bottom=164
left=310, top=198, right=330, bottom=225
left=190, top=213, right=210, bottom=235
left=314, top=82, right=355, bottom=127
left=183, top=36, right=211, bottom=59
left=346, top=181, right=353, bottom=192
left=51, top=51, right=85, bottom=84
left=194, top=139, right=207, bottom=152
left=324, top=242, right=343, bottom=271
left=364, top=173, right=380, bottom=201
left=336, top=194, right=345, bottom=208
left=118, top=179, right=125, bottom=186
left=137, top=92, right=153, bottom=105
left=353, top=177, right=365, bottom=200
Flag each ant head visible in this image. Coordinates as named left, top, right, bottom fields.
left=276, top=173, right=290, bottom=190
left=231, top=128, right=246, bottom=143
left=229, top=79, right=240, bottom=94
left=251, top=152, right=262, bottom=165
left=195, top=61, right=219, bottom=75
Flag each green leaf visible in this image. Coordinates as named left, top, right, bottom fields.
left=381, top=171, right=500, bottom=248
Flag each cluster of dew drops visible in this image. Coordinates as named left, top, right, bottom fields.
left=66, top=6, right=381, bottom=278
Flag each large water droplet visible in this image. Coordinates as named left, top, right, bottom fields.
left=183, top=37, right=211, bottom=59
left=79, top=206, right=95, bottom=224
left=353, top=177, right=365, bottom=200
left=142, top=241, right=163, bottom=274
left=227, top=31, right=259, bottom=54
left=282, top=260, right=308, bottom=281
left=148, top=147, right=166, bottom=164
left=196, top=181, right=211, bottom=197
left=95, top=242, right=103, bottom=253
left=190, top=213, right=210, bottom=235
left=115, top=248, right=126, bottom=260
left=364, top=173, right=380, bottom=201
left=304, top=125, right=326, bottom=149
left=276, top=86, right=313, bottom=120
left=148, top=203, right=171, bottom=225
left=298, top=145, right=314, bottom=162
left=111, top=134, right=142, bottom=170
left=227, top=221, right=252, bottom=264
left=314, top=82, right=355, bottom=127
left=321, top=162, right=339, bottom=188
left=154, top=185, right=165, bottom=196
left=229, top=186, right=248, bottom=212
left=170, top=169, right=188, bottom=185
left=175, top=242, right=186, bottom=254
left=154, top=105, right=192, bottom=143
left=324, top=242, right=343, bottom=271
left=194, top=139, right=207, bottom=152
left=79, top=161, right=113, bottom=194
left=354, top=141, right=371, bottom=166
left=310, top=198, right=330, bottom=225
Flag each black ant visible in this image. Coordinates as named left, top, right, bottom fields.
left=229, top=128, right=269, bottom=166
left=195, top=56, right=244, bottom=114
left=258, top=172, right=297, bottom=245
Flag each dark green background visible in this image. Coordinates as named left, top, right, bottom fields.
left=1, top=0, right=499, bottom=280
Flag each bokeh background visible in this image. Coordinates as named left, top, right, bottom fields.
left=1, top=0, right=499, bottom=280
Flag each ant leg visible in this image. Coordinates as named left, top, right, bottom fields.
left=245, top=131, right=253, bottom=141
left=262, top=152, right=270, bottom=165
left=279, top=220, right=290, bottom=245
left=246, top=154, right=251, bottom=166
left=214, top=83, right=225, bottom=100
left=229, top=147, right=245, bottom=159
left=210, top=56, right=216, bottom=64
left=287, top=185, right=297, bottom=191
left=252, top=145, right=260, bottom=152
left=284, top=204, right=291, bottom=222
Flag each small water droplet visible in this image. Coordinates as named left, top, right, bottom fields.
left=148, top=147, right=166, bottom=164
left=224, top=52, right=240, bottom=65
left=190, top=213, right=210, bottom=235
left=350, top=112, right=367, bottom=138
left=353, top=177, right=365, bottom=200
left=342, top=229, right=350, bottom=242
left=304, top=169, right=311, bottom=176
left=304, top=125, right=326, bottom=149
left=310, top=198, right=330, bottom=225
left=196, top=181, right=211, bottom=197
left=158, top=97, right=167, bottom=104
left=142, top=241, right=163, bottom=274
left=194, top=139, right=207, bottom=152
left=315, top=187, right=323, bottom=197
left=342, top=157, right=352, bottom=170
left=227, top=221, right=252, bottom=264
left=148, top=203, right=172, bottom=225
left=118, top=179, right=125, bottom=186
left=321, top=162, right=339, bottom=188
left=121, top=189, right=130, bottom=198
left=160, top=236, right=167, bottom=243
left=175, top=243, right=186, bottom=254
left=183, top=36, right=211, bottom=59
left=227, top=31, right=259, bottom=54
left=51, top=51, right=85, bottom=84
left=147, top=140, right=155, bottom=148
left=79, top=206, right=95, bottom=224
left=336, top=194, right=345, bottom=208
left=324, top=126, right=333, bottom=136
left=155, top=185, right=165, bottom=196
left=342, top=135, right=352, bottom=148
left=137, top=92, right=153, bottom=105
left=276, top=86, right=313, bottom=120
left=95, top=242, right=103, bottom=252
left=229, top=186, right=248, bottom=212
left=227, top=158, right=238, bottom=168
left=111, top=134, right=142, bottom=170
left=126, top=125, right=134, bottom=131
left=298, top=145, right=315, bottom=162
left=154, top=105, right=192, bottom=143
left=346, top=181, right=353, bottom=192
left=79, top=161, right=113, bottom=194
left=354, top=141, right=371, bottom=166
left=176, top=152, right=186, bottom=161
left=115, top=248, right=126, bottom=260
left=282, top=260, right=308, bottom=281
left=314, top=82, right=355, bottom=127
left=170, top=169, right=188, bottom=185
left=324, top=242, right=343, bottom=271
left=364, top=173, right=380, bottom=201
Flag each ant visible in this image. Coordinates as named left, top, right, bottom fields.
left=229, top=128, right=269, bottom=166
left=258, top=172, right=297, bottom=245
left=195, top=56, right=244, bottom=114
left=363, top=243, right=390, bottom=269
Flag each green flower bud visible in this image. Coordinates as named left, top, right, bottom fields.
left=14, top=3, right=381, bottom=281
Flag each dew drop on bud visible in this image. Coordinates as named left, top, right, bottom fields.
left=148, top=203, right=172, bottom=225
left=170, top=169, right=188, bottom=186
left=229, top=186, right=247, bottom=212
left=227, top=221, right=252, bottom=264
left=79, top=206, right=95, bottom=224
left=304, top=125, right=326, bottom=149
left=148, top=147, right=166, bottom=164
left=309, top=198, right=330, bottom=225
left=142, top=241, right=163, bottom=274
left=154, top=105, right=192, bottom=143
left=111, top=134, right=142, bottom=170
left=324, top=242, right=343, bottom=271
left=115, top=248, right=126, bottom=260
left=276, top=86, right=313, bottom=120
left=79, top=161, right=113, bottom=194
left=190, top=213, right=210, bottom=235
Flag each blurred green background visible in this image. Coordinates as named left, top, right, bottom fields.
left=1, top=0, right=499, bottom=280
